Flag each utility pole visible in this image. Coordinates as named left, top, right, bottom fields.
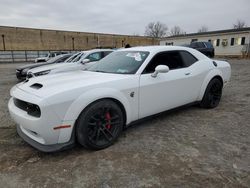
left=97, top=35, right=100, bottom=48
left=72, top=37, right=75, bottom=50
left=248, top=32, right=250, bottom=58
left=2, top=34, right=6, bottom=51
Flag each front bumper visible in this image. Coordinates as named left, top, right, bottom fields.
left=17, top=124, right=75, bottom=152
left=8, top=93, right=75, bottom=152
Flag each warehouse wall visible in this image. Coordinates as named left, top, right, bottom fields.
left=0, top=26, right=159, bottom=51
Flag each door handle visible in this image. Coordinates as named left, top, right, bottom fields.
left=185, top=72, right=191, bottom=75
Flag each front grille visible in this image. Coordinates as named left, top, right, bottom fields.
left=13, top=98, right=41, bottom=117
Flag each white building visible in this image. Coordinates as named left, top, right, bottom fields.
left=160, top=27, right=250, bottom=57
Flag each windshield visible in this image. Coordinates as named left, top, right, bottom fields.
left=46, top=54, right=64, bottom=63
left=72, top=53, right=85, bottom=62
left=87, top=51, right=149, bottom=74
left=65, top=52, right=81, bottom=63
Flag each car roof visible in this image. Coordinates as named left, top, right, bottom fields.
left=118, top=45, right=209, bottom=60
left=80, top=49, right=114, bottom=54
left=118, top=45, right=192, bottom=53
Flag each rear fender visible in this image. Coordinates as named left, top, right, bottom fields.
left=198, top=69, right=223, bottom=101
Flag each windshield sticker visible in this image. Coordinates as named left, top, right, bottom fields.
left=126, top=52, right=142, bottom=61
left=117, top=69, right=128, bottom=73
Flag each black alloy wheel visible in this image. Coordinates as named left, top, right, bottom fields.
left=200, top=78, right=223, bottom=108
left=76, top=99, right=124, bottom=150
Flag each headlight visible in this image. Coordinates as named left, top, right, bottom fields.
left=13, top=98, right=41, bottom=117
left=34, top=70, right=51, bottom=77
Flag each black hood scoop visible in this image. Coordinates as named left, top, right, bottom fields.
left=30, top=83, right=43, bottom=89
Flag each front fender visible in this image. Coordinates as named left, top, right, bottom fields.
left=63, top=88, right=132, bottom=124
left=198, top=69, right=223, bottom=101
left=57, top=88, right=132, bottom=143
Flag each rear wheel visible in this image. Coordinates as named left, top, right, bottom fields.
left=76, top=99, right=124, bottom=150
left=200, top=78, right=223, bottom=108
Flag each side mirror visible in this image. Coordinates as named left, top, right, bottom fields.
left=151, top=65, right=169, bottom=78
left=81, top=59, right=90, bottom=64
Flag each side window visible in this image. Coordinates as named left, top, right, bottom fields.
left=103, top=51, right=113, bottom=57
left=143, top=51, right=185, bottom=74
left=179, top=51, right=198, bottom=67
left=87, top=52, right=102, bottom=62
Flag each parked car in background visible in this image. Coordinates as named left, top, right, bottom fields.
left=27, top=49, right=113, bottom=79
left=34, top=51, right=69, bottom=63
left=189, top=41, right=215, bottom=58
left=16, top=54, right=72, bottom=80
left=8, top=46, right=231, bottom=152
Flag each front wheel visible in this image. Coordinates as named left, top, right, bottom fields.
left=76, top=99, right=124, bottom=150
left=200, top=78, right=223, bottom=108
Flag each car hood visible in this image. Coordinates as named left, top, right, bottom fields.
left=28, top=63, right=74, bottom=73
left=15, top=70, right=132, bottom=98
left=17, top=62, right=54, bottom=70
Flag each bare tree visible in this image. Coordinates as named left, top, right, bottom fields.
left=170, top=26, right=185, bottom=36
left=233, top=19, right=247, bottom=29
left=198, top=26, right=208, bottom=33
left=144, top=22, right=168, bottom=38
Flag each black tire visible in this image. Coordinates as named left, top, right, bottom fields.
left=200, top=78, right=223, bottom=108
left=76, top=99, right=124, bottom=150
left=210, top=52, right=215, bottom=58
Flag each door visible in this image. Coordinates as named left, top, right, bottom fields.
left=139, top=50, right=201, bottom=118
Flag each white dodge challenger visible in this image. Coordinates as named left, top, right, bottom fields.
left=8, top=46, right=231, bottom=152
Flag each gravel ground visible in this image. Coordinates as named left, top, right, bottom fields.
left=0, top=60, right=249, bottom=187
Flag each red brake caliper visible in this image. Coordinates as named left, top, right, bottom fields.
left=105, top=112, right=111, bottom=129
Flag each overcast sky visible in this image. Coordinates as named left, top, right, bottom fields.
left=0, top=0, right=249, bottom=35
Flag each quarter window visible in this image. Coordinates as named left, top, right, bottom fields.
left=179, top=51, right=198, bottom=67
left=103, top=51, right=113, bottom=57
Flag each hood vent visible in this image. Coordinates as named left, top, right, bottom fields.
left=30, top=83, right=43, bottom=89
